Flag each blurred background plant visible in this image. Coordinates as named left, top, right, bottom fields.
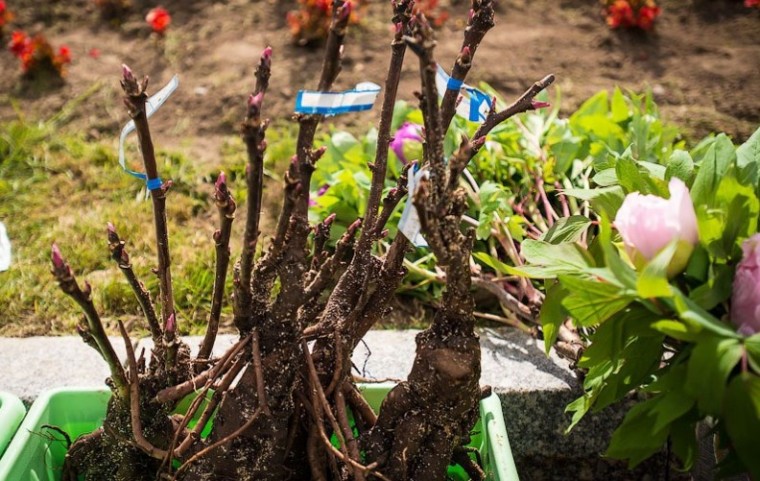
left=7, top=30, right=71, bottom=81
left=0, top=0, right=14, bottom=37
left=286, top=0, right=363, bottom=46
left=602, top=0, right=662, bottom=30
left=93, top=0, right=131, bottom=22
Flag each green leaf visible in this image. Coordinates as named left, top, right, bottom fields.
left=736, top=126, right=760, bottom=191
left=667, top=289, right=741, bottom=338
left=472, top=252, right=512, bottom=276
left=520, top=240, right=593, bottom=277
left=559, top=276, right=632, bottom=326
left=689, top=264, right=735, bottom=311
left=746, top=333, right=760, bottom=373
left=606, top=397, right=671, bottom=468
left=610, top=87, right=630, bottom=123
left=540, top=216, right=592, bottom=244
left=665, top=150, right=695, bottom=183
left=685, top=336, right=743, bottom=415
left=724, top=373, right=760, bottom=478
left=636, top=241, right=677, bottom=298
left=669, top=416, right=698, bottom=471
left=563, top=186, right=625, bottom=219
left=615, top=156, right=666, bottom=196
left=592, top=168, right=618, bottom=187
left=539, top=282, right=568, bottom=353
left=650, top=320, right=701, bottom=342
left=690, top=134, right=736, bottom=207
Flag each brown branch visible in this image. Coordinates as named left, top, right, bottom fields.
left=154, top=334, right=251, bottom=404
left=174, top=353, right=247, bottom=456
left=198, top=172, right=237, bottom=361
left=342, top=382, right=377, bottom=427
left=251, top=329, right=270, bottom=415
left=356, top=4, right=411, bottom=256
left=471, top=74, right=556, bottom=148
left=171, top=406, right=265, bottom=480
left=439, top=0, right=496, bottom=131
left=120, top=65, right=176, bottom=351
left=107, top=224, right=162, bottom=344
left=335, top=388, right=365, bottom=481
left=471, top=277, right=533, bottom=321
left=303, top=218, right=362, bottom=303
left=117, top=320, right=168, bottom=460
left=51, top=245, right=128, bottom=398
left=236, top=47, right=272, bottom=332
left=371, top=163, right=411, bottom=238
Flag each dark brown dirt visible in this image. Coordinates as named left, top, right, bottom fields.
left=1, top=0, right=759, bottom=161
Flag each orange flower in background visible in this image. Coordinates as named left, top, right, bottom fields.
left=606, top=0, right=635, bottom=28
left=146, top=6, right=171, bottom=34
left=0, top=0, right=15, bottom=29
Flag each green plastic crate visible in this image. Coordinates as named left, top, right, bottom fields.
left=0, top=391, right=26, bottom=460
left=0, top=385, right=518, bottom=480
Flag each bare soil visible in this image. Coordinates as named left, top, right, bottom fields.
left=1, top=0, right=759, bottom=160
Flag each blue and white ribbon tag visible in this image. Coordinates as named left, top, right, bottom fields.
left=118, top=75, right=179, bottom=185
left=398, top=164, right=429, bottom=248
left=435, top=65, right=492, bottom=122
left=295, top=82, right=381, bottom=116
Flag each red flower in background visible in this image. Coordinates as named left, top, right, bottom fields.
left=7, top=30, right=72, bottom=75
left=636, top=5, right=661, bottom=30
left=746, top=0, right=760, bottom=8
left=55, top=45, right=72, bottom=65
left=146, top=6, right=171, bottom=34
left=8, top=30, right=28, bottom=56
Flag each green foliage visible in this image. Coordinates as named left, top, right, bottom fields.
left=518, top=121, right=760, bottom=477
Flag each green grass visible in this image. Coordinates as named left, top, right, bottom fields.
left=0, top=113, right=297, bottom=336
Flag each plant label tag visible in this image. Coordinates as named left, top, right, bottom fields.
left=435, top=65, right=492, bottom=122
left=295, top=82, right=381, bottom=116
left=398, top=165, right=429, bottom=248
left=0, top=221, right=10, bottom=272
left=118, top=75, right=180, bottom=180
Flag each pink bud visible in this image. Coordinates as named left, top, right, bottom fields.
left=51, top=243, right=65, bottom=270
left=325, top=213, right=337, bottom=225
left=531, top=100, right=551, bottom=109
left=468, top=8, right=475, bottom=22
left=261, top=46, right=272, bottom=67
left=165, top=313, right=176, bottom=334
left=122, top=64, right=135, bottom=82
left=614, top=178, right=698, bottom=277
left=248, top=92, right=264, bottom=110
left=461, top=45, right=471, bottom=61
left=339, top=1, right=353, bottom=20
left=394, top=22, right=403, bottom=35
left=731, top=234, right=760, bottom=335
left=216, top=171, right=227, bottom=190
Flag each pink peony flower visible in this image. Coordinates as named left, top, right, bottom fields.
left=390, top=122, right=423, bottom=165
left=731, top=234, right=760, bottom=335
left=614, top=177, right=699, bottom=276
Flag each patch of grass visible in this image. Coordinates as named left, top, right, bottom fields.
left=0, top=115, right=296, bottom=336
